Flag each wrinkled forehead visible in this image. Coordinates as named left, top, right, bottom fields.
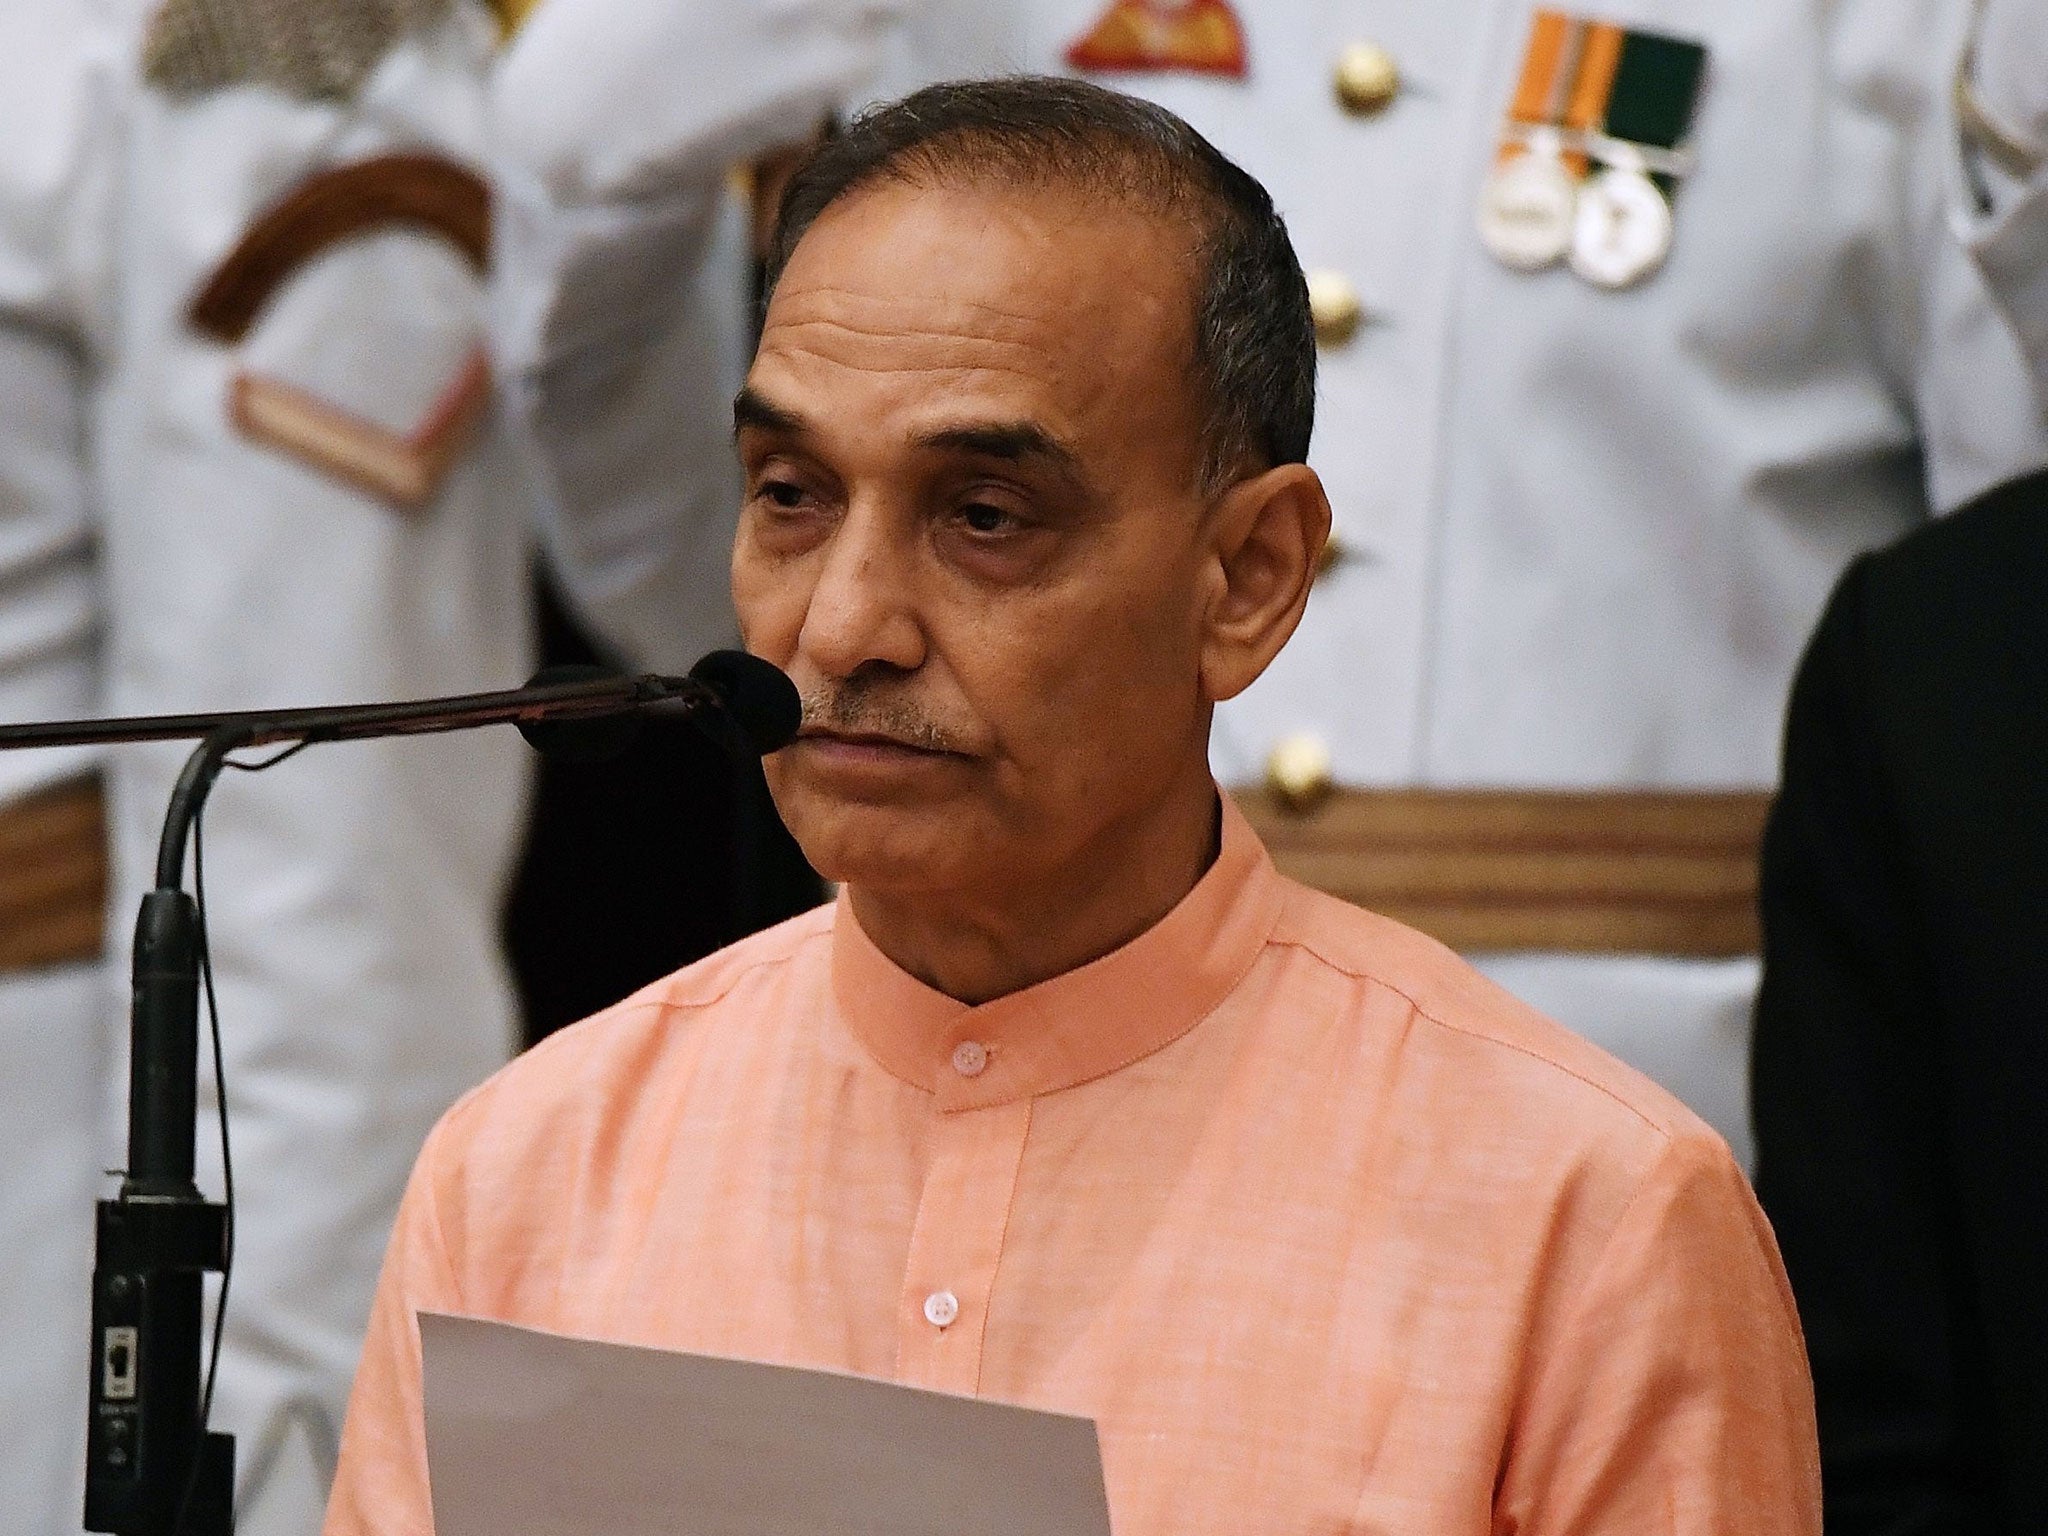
left=754, top=181, right=1201, bottom=431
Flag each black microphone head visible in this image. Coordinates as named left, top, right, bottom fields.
left=688, top=650, right=801, bottom=755
left=515, top=666, right=645, bottom=763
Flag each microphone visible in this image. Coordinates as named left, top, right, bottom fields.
left=686, top=648, right=803, bottom=757
left=0, top=648, right=801, bottom=759
left=0, top=647, right=797, bottom=1535
left=515, top=652, right=800, bottom=764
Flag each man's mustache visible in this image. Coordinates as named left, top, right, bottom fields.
left=798, top=685, right=970, bottom=754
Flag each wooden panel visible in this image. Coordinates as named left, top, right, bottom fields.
left=0, top=776, right=108, bottom=972
left=1234, top=786, right=1771, bottom=956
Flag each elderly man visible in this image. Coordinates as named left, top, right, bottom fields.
left=325, top=79, right=1817, bottom=1534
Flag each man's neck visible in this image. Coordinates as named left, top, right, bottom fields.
left=845, top=769, right=1223, bottom=1006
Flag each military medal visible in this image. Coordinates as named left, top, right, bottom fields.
left=1568, top=30, right=1705, bottom=286
left=1478, top=11, right=1615, bottom=271
left=1481, top=10, right=1706, bottom=286
left=1478, top=129, right=1578, bottom=270
left=1064, top=0, right=1250, bottom=79
left=1569, top=160, right=1671, bottom=287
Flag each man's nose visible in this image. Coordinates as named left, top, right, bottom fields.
left=795, top=498, right=927, bottom=681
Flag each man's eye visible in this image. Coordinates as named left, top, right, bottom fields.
left=960, top=502, right=1019, bottom=535
left=758, top=479, right=808, bottom=509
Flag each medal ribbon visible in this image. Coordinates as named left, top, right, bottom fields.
left=1600, top=30, right=1707, bottom=191
left=1498, top=11, right=1703, bottom=184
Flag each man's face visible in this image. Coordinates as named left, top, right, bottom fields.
left=732, top=179, right=1223, bottom=899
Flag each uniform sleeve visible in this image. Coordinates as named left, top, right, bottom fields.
left=323, top=1122, right=469, bottom=1536
left=0, top=4, right=122, bottom=794
left=1956, top=0, right=2048, bottom=398
left=1494, top=1135, right=1822, bottom=1536
left=1750, top=562, right=1985, bottom=1535
left=487, top=0, right=911, bottom=673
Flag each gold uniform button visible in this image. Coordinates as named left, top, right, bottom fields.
left=1265, top=733, right=1334, bottom=814
left=1333, top=42, right=1401, bottom=116
left=1306, top=269, right=1365, bottom=345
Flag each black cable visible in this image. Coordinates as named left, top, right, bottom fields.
left=171, top=735, right=302, bottom=1533
left=222, top=740, right=313, bottom=775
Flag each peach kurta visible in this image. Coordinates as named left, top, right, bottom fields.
left=326, top=797, right=1818, bottom=1534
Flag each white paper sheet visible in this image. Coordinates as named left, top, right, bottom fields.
left=420, top=1312, right=1115, bottom=1536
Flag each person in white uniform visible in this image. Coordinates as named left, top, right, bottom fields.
left=306, top=0, right=2048, bottom=1196
left=481, top=0, right=2048, bottom=1167
left=0, top=3, right=526, bottom=1532
left=103, top=6, right=533, bottom=1529
left=831, top=0, right=2048, bottom=1167
left=0, top=2, right=915, bottom=1531
left=488, top=0, right=913, bottom=679
left=431, top=0, right=2048, bottom=1194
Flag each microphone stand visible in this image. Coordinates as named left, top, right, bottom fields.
left=0, top=665, right=784, bottom=1535
left=86, top=724, right=245, bottom=1535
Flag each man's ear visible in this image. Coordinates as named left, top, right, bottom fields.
left=1198, top=462, right=1332, bottom=703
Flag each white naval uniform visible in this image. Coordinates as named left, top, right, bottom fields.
left=857, top=0, right=2048, bottom=1167
left=102, top=8, right=533, bottom=1530
left=6, top=4, right=527, bottom=1532
left=0, top=8, right=120, bottom=1525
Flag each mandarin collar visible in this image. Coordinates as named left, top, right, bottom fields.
left=829, top=792, right=1284, bottom=1110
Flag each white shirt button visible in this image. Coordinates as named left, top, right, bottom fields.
left=923, top=1289, right=960, bottom=1328
left=950, top=1040, right=988, bottom=1077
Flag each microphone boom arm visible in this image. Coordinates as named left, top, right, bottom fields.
left=0, top=672, right=716, bottom=754
left=9, top=653, right=796, bottom=1534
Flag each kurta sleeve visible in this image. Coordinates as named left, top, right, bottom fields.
left=1750, top=561, right=1984, bottom=1534
left=323, top=1120, right=470, bottom=1536
left=487, top=0, right=910, bottom=673
left=1494, top=1134, right=1821, bottom=1536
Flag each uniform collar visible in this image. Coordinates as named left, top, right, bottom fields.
left=830, top=793, right=1284, bottom=1110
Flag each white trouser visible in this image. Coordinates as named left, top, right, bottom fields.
left=0, top=961, right=112, bottom=1535
left=1471, top=952, right=1758, bottom=1172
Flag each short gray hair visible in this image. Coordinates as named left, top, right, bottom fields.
left=764, top=76, right=1316, bottom=493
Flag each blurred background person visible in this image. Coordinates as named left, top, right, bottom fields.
left=1, top=4, right=527, bottom=1531
left=1752, top=0, right=2048, bottom=1525
left=490, top=0, right=896, bottom=1041
left=817, top=0, right=2048, bottom=1166
left=0, top=2, right=902, bottom=1533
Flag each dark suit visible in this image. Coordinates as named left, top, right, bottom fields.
left=1753, top=467, right=2048, bottom=1533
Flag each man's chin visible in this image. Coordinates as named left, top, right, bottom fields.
left=777, top=794, right=986, bottom=895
